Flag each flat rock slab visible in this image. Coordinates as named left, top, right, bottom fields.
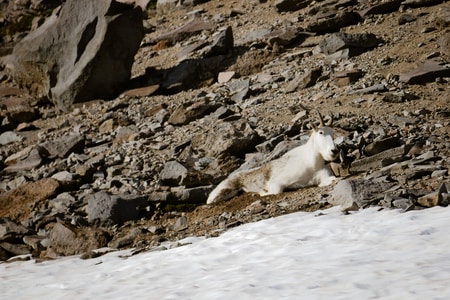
left=399, top=60, right=450, bottom=84
left=330, top=179, right=395, bottom=211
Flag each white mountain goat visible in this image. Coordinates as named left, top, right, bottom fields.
left=207, top=111, right=338, bottom=204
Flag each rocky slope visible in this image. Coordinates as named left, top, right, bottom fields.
left=0, top=0, right=449, bottom=261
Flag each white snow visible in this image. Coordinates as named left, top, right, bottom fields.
left=1, top=206, right=450, bottom=300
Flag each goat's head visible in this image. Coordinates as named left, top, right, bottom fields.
left=310, top=110, right=338, bottom=162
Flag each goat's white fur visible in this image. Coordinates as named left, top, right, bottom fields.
left=207, top=114, right=338, bottom=204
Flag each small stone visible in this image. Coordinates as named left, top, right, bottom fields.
left=218, top=71, right=236, bottom=83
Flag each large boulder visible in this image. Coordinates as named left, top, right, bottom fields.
left=7, top=0, right=145, bottom=112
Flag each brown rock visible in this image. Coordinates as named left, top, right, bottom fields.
left=0, top=179, right=60, bottom=222
left=49, top=222, right=110, bottom=256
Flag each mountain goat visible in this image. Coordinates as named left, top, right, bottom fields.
left=207, top=111, right=338, bottom=204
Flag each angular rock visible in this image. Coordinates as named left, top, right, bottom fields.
left=360, top=0, right=402, bottom=16
left=3, top=146, right=46, bottom=173
left=49, top=222, right=110, bottom=256
left=401, top=0, right=444, bottom=7
left=330, top=179, right=395, bottom=211
left=168, top=100, right=219, bottom=126
left=40, top=134, right=85, bottom=159
left=350, top=145, right=406, bottom=173
left=0, top=218, right=31, bottom=241
left=319, top=32, right=380, bottom=56
left=306, top=11, right=361, bottom=34
left=332, top=69, right=363, bottom=86
left=285, top=66, right=322, bottom=93
left=171, top=186, right=212, bottom=203
left=382, top=91, right=419, bottom=103
left=160, top=161, right=213, bottom=188
left=417, top=182, right=449, bottom=207
left=0, top=97, right=37, bottom=123
left=228, top=79, right=250, bottom=103
left=438, top=32, right=450, bottom=56
left=7, top=0, right=145, bottom=111
left=86, top=191, right=148, bottom=225
left=275, top=0, right=312, bottom=12
left=204, top=26, right=234, bottom=57
left=152, top=20, right=214, bottom=44
left=0, top=179, right=60, bottom=222
left=192, top=119, right=260, bottom=157
left=161, top=55, right=228, bottom=93
left=218, top=71, right=236, bottom=83
left=0, top=242, right=31, bottom=256
left=160, top=161, right=189, bottom=186
left=399, top=61, right=450, bottom=84
left=264, top=26, right=309, bottom=47
left=347, top=83, right=387, bottom=95
left=364, top=136, right=402, bottom=156
left=0, top=131, right=23, bottom=145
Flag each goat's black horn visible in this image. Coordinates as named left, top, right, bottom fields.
left=316, top=109, right=324, bottom=127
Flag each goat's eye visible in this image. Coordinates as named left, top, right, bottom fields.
left=319, top=130, right=324, bottom=134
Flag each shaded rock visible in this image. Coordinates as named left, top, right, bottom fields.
left=160, top=161, right=189, bottom=186
left=0, top=97, right=37, bottom=123
left=360, top=0, right=402, bottom=16
left=0, top=242, right=31, bottom=256
left=161, top=55, right=228, bottom=93
left=401, top=0, right=444, bottom=7
left=228, top=79, right=250, bottom=103
left=319, top=32, right=380, bottom=56
left=285, top=66, right=322, bottom=93
left=333, top=69, right=364, bottom=86
left=417, top=182, right=449, bottom=207
left=330, top=179, right=395, bottom=211
left=86, top=191, right=148, bottom=225
left=49, top=222, right=110, bottom=256
left=152, top=20, right=214, bottom=44
left=8, top=0, right=144, bottom=111
left=264, top=26, right=309, bottom=47
left=350, top=145, right=406, bottom=173
left=40, top=134, right=85, bottom=159
left=364, top=136, right=402, bottom=156
left=204, top=26, right=234, bottom=57
left=0, top=131, right=22, bottom=145
left=0, top=218, right=31, bottom=241
left=275, top=0, right=312, bottom=12
left=171, top=186, right=212, bottom=203
left=170, top=216, right=188, bottom=231
left=168, top=100, right=219, bottom=126
left=438, top=32, right=450, bottom=57
left=0, top=179, right=60, bottom=222
left=192, top=119, right=260, bottom=157
left=399, top=60, right=450, bottom=84
left=306, top=11, right=361, bottom=34
left=382, top=91, right=419, bottom=103
left=3, top=146, right=46, bottom=173
left=398, top=13, right=417, bottom=25
left=435, top=5, right=450, bottom=28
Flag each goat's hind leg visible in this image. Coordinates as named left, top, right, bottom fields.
left=260, top=180, right=284, bottom=196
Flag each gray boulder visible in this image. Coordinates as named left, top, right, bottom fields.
left=86, top=191, right=148, bottom=225
left=7, top=0, right=144, bottom=112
